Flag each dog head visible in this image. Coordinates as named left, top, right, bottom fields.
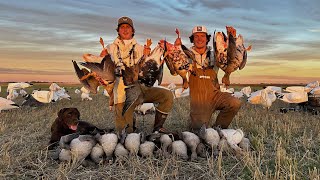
left=57, top=108, right=80, bottom=131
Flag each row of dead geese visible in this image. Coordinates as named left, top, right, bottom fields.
left=51, top=125, right=250, bottom=165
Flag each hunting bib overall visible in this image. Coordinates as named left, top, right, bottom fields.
left=189, top=61, right=241, bottom=131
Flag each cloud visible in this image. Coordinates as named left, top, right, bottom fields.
left=308, top=29, right=320, bottom=32
left=247, top=61, right=283, bottom=67
left=0, top=0, right=320, bottom=83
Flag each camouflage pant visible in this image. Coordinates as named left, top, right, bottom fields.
left=114, top=85, right=174, bottom=133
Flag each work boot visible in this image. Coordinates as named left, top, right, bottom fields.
left=153, top=110, right=168, bottom=133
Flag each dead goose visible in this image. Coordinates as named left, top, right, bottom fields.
left=214, top=26, right=252, bottom=87
left=73, top=54, right=116, bottom=107
left=121, top=39, right=169, bottom=116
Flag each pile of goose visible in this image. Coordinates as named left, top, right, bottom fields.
left=52, top=125, right=251, bottom=165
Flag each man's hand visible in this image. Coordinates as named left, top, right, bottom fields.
left=100, top=48, right=108, bottom=57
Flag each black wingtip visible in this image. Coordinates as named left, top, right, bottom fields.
left=181, top=44, right=188, bottom=51
left=164, top=38, right=167, bottom=52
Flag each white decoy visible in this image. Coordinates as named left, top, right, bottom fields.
left=167, top=83, right=177, bottom=98
left=59, top=133, right=97, bottom=164
left=135, top=103, right=155, bottom=115
left=241, top=86, right=251, bottom=97
left=247, top=90, right=263, bottom=104
left=306, top=81, right=319, bottom=89
left=90, top=143, right=105, bottom=164
left=310, top=87, right=320, bottom=96
left=264, top=86, right=282, bottom=93
left=220, top=84, right=234, bottom=93
left=19, top=89, right=28, bottom=97
left=69, top=135, right=96, bottom=163
left=220, top=129, right=244, bottom=145
left=232, top=91, right=244, bottom=99
left=198, top=126, right=220, bottom=150
left=248, top=89, right=276, bottom=109
left=181, top=131, right=200, bottom=161
left=114, top=143, right=129, bottom=158
left=7, top=82, right=32, bottom=91
left=159, top=134, right=173, bottom=158
left=53, top=88, right=71, bottom=101
left=80, top=87, right=92, bottom=101
left=167, top=83, right=176, bottom=91
left=0, top=97, right=19, bottom=112
left=75, top=89, right=81, bottom=94
left=219, top=129, right=245, bottom=155
left=80, top=87, right=90, bottom=94
left=175, top=87, right=190, bottom=98
left=139, top=141, right=156, bottom=158
left=278, top=91, right=308, bottom=104
left=31, top=90, right=54, bottom=103
left=103, top=89, right=110, bottom=97
left=170, top=140, right=188, bottom=160
left=81, top=92, right=92, bottom=101
left=285, top=86, right=312, bottom=93
left=125, top=133, right=142, bottom=155
left=49, top=83, right=61, bottom=91
left=58, top=148, right=72, bottom=162
left=96, top=133, right=118, bottom=161
left=6, top=89, right=19, bottom=100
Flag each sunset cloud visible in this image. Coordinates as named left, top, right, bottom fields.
left=0, top=0, right=319, bottom=84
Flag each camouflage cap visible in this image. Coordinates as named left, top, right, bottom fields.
left=117, top=16, right=134, bottom=29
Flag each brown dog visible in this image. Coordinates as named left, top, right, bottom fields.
left=49, top=107, right=102, bottom=149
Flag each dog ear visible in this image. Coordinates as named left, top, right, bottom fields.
left=57, top=108, right=68, bottom=120
left=74, top=108, right=80, bottom=119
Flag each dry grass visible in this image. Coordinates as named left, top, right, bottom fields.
left=0, top=84, right=319, bottom=179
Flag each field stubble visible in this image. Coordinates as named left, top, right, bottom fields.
left=0, top=84, right=319, bottom=179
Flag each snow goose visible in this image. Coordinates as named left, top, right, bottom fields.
left=6, top=89, right=19, bottom=100
left=232, top=91, right=244, bottom=99
left=241, top=86, right=251, bottom=97
left=306, top=81, right=319, bottom=89
left=181, top=131, right=200, bottom=161
left=7, top=82, right=32, bottom=91
left=247, top=89, right=276, bottom=109
left=220, top=84, right=234, bottom=93
left=0, top=97, right=19, bottom=112
left=310, top=87, right=320, bottom=96
left=135, top=103, right=155, bottom=115
left=284, top=86, right=312, bottom=93
left=74, top=89, right=81, bottom=94
left=198, top=125, right=220, bottom=154
left=217, top=128, right=246, bottom=156
left=19, top=89, right=28, bottom=97
left=80, top=87, right=92, bottom=101
left=53, top=88, right=71, bottom=101
left=277, top=91, right=308, bottom=104
left=31, top=90, right=54, bottom=103
left=49, top=83, right=61, bottom=91
left=175, top=87, right=190, bottom=98
left=264, top=86, right=282, bottom=93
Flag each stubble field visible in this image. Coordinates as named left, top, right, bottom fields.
left=0, top=83, right=319, bottom=179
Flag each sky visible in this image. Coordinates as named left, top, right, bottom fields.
left=0, top=0, right=319, bottom=85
